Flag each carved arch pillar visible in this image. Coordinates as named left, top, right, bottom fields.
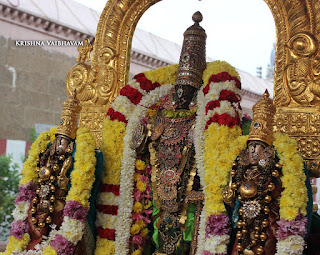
left=264, top=0, right=320, bottom=177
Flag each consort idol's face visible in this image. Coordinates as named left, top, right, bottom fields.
left=56, top=136, right=71, bottom=155
left=174, top=84, right=197, bottom=110
left=248, top=141, right=266, bottom=165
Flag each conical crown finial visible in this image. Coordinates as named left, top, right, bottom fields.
left=174, top=11, right=207, bottom=90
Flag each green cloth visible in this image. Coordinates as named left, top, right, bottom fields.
left=152, top=202, right=196, bottom=249
left=67, top=146, right=103, bottom=236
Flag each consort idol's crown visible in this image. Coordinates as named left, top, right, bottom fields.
left=56, top=91, right=82, bottom=140
left=248, top=90, right=276, bottom=146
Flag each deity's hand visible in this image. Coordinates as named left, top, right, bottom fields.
left=57, top=175, right=69, bottom=190
left=222, top=186, right=235, bottom=207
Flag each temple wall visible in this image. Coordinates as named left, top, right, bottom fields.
left=0, top=34, right=75, bottom=141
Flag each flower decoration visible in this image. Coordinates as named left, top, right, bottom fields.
left=2, top=127, right=97, bottom=255
left=273, top=132, right=309, bottom=255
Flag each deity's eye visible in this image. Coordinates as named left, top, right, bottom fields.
left=249, top=145, right=255, bottom=153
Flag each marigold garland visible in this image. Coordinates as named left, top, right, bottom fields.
left=100, top=117, right=126, bottom=185
left=144, top=64, right=178, bottom=85
left=0, top=234, right=30, bottom=255
left=20, top=128, right=57, bottom=185
left=203, top=124, right=247, bottom=215
left=2, top=127, right=97, bottom=255
left=273, top=132, right=307, bottom=220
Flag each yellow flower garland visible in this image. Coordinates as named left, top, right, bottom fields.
left=273, top=132, right=308, bottom=220
left=66, top=127, right=97, bottom=207
left=95, top=117, right=126, bottom=255
left=20, top=128, right=57, bottom=185
left=95, top=238, right=115, bottom=255
left=203, top=123, right=247, bottom=215
left=1, top=128, right=56, bottom=255
left=144, top=64, right=178, bottom=85
left=100, top=117, right=126, bottom=185
left=2, top=127, right=97, bottom=255
left=43, top=245, right=58, bottom=255
left=0, top=234, right=30, bottom=255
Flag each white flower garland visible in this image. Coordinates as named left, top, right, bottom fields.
left=112, top=95, right=135, bottom=119
left=96, top=192, right=119, bottom=206
left=276, top=235, right=305, bottom=255
left=115, top=84, right=173, bottom=255
left=203, top=234, right=229, bottom=254
left=95, top=213, right=119, bottom=229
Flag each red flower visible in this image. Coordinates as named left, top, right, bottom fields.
left=107, top=108, right=128, bottom=124
left=205, top=100, right=221, bottom=114
left=96, top=227, right=116, bottom=240
left=112, top=112, right=128, bottom=124
left=99, top=184, right=120, bottom=196
left=107, top=107, right=114, bottom=117
left=205, top=114, right=219, bottom=130
left=203, top=84, right=210, bottom=95
left=120, top=85, right=143, bottom=105
left=218, top=113, right=238, bottom=128
left=219, top=90, right=240, bottom=103
left=205, top=113, right=239, bottom=129
left=208, top=72, right=241, bottom=89
left=134, top=73, right=145, bottom=80
left=97, top=205, right=118, bottom=215
left=134, top=73, right=161, bottom=93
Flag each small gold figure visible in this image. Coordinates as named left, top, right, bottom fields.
left=76, top=38, right=93, bottom=63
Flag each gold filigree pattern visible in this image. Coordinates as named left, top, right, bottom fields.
left=275, top=107, right=320, bottom=177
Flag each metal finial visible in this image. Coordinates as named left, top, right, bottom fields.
left=192, top=11, right=203, bottom=24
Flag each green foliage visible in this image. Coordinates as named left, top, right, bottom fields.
left=0, top=155, right=20, bottom=240
left=242, top=117, right=252, bottom=135
left=29, top=127, right=37, bottom=144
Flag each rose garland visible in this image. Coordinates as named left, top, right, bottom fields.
left=2, top=127, right=97, bottom=255
left=193, top=63, right=247, bottom=255
left=96, top=70, right=172, bottom=255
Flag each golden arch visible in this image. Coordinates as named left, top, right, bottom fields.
left=66, top=0, right=320, bottom=177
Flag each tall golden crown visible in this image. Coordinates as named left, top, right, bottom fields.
left=248, top=90, right=276, bottom=146
left=56, top=91, right=82, bottom=140
left=174, top=11, right=207, bottom=89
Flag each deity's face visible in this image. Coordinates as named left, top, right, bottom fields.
left=55, top=136, right=71, bottom=155
left=174, top=84, right=197, bottom=110
left=248, top=141, right=266, bottom=165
